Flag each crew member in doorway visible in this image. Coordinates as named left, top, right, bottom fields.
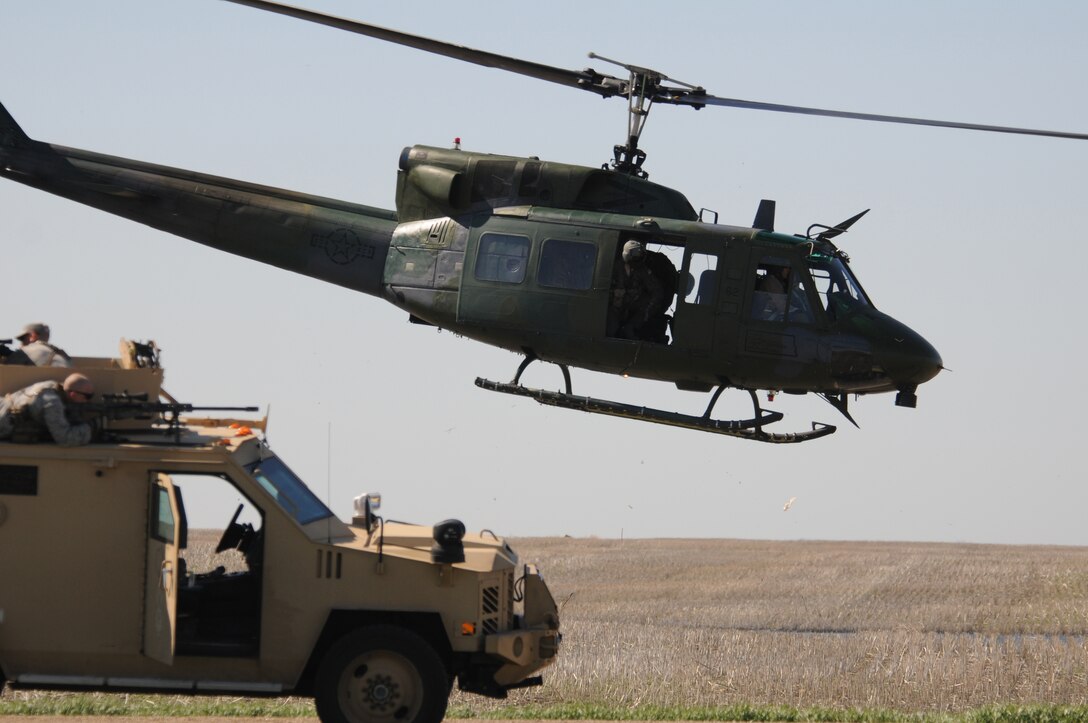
left=609, top=240, right=665, bottom=341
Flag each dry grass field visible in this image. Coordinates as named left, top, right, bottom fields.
left=8, top=535, right=1088, bottom=717
left=450, top=537, right=1088, bottom=714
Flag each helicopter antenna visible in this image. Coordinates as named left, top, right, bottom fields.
left=587, top=52, right=704, bottom=178
left=807, top=208, right=870, bottom=242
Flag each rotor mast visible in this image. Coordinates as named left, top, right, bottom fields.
left=587, top=52, right=705, bottom=179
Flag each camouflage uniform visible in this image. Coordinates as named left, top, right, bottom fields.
left=609, top=262, right=665, bottom=340
left=19, top=340, right=71, bottom=367
left=0, top=381, right=93, bottom=446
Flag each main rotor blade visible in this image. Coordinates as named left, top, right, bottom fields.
left=694, top=94, right=1088, bottom=141
left=223, top=0, right=1088, bottom=142
left=221, top=0, right=625, bottom=97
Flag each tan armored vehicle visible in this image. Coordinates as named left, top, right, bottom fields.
left=0, top=342, right=560, bottom=723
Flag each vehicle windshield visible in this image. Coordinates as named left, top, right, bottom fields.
left=244, top=455, right=334, bottom=526
left=806, top=253, right=871, bottom=318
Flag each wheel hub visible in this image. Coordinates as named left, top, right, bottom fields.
left=339, top=651, right=422, bottom=721
left=363, top=673, right=400, bottom=711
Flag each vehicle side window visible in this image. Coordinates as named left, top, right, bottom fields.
left=475, top=232, right=530, bottom=284
left=752, top=255, right=814, bottom=323
left=538, top=239, right=595, bottom=290
left=150, top=486, right=175, bottom=543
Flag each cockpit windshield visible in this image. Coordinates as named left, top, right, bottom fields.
left=244, top=455, right=334, bottom=526
left=806, top=253, right=871, bottom=318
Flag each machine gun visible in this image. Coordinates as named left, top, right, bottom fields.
left=73, top=392, right=260, bottom=441
left=0, top=338, right=32, bottom=365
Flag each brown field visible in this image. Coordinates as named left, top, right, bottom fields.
left=17, top=535, right=1088, bottom=715
left=460, top=537, right=1088, bottom=713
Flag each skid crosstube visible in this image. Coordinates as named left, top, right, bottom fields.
left=475, top=378, right=836, bottom=443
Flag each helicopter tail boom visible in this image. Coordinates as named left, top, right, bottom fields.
left=0, top=99, right=397, bottom=297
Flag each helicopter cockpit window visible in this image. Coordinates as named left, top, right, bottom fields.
left=475, top=232, right=530, bottom=284
left=806, top=253, right=871, bottom=320
left=751, top=256, right=815, bottom=323
left=538, top=239, right=595, bottom=290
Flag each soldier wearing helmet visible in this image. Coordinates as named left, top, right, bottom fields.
left=0, top=373, right=96, bottom=446
left=608, top=239, right=665, bottom=341
left=4, top=322, right=72, bottom=367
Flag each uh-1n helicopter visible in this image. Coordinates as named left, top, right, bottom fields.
left=2, top=2, right=1086, bottom=443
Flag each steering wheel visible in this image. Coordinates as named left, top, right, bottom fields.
left=215, top=503, right=246, bottom=553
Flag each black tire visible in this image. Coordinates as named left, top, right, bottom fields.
left=314, top=625, right=450, bottom=723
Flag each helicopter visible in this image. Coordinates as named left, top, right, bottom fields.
left=2, top=2, right=1085, bottom=444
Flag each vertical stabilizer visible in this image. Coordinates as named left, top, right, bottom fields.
left=0, top=100, right=31, bottom=150
left=753, top=199, right=776, bottom=231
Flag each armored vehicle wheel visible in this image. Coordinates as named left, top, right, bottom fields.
left=315, top=625, right=449, bottom=723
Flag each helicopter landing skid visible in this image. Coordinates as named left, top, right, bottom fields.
left=474, top=378, right=836, bottom=444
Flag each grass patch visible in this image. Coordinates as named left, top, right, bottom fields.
left=0, top=690, right=315, bottom=717
left=5, top=691, right=1088, bottom=721
left=446, top=703, right=1088, bottom=722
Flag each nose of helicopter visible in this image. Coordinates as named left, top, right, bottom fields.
left=872, top=317, right=943, bottom=401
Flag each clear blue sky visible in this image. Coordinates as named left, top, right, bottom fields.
left=3, top=1, right=1087, bottom=543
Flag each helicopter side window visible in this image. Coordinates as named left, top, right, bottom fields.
left=682, top=252, right=718, bottom=306
left=538, top=239, right=595, bottom=290
left=475, top=232, right=530, bottom=284
left=752, top=256, right=814, bottom=323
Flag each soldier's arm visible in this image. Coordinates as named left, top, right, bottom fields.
left=39, top=392, right=93, bottom=447
left=645, top=269, right=665, bottom=316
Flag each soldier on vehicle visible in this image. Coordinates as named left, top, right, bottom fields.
left=2, top=322, right=72, bottom=367
left=0, top=373, right=96, bottom=446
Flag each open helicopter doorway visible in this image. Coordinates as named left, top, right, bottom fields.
left=608, top=233, right=685, bottom=345
left=608, top=232, right=725, bottom=352
left=161, top=472, right=264, bottom=658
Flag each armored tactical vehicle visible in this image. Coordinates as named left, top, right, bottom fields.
left=0, top=341, right=560, bottom=723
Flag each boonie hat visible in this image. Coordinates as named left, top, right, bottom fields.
left=17, top=322, right=49, bottom=341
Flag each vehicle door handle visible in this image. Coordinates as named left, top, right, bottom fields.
left=160, top=560, right=173, bottom=593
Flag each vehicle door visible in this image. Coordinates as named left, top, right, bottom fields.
left=144, top=472, right=183, bottom=665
